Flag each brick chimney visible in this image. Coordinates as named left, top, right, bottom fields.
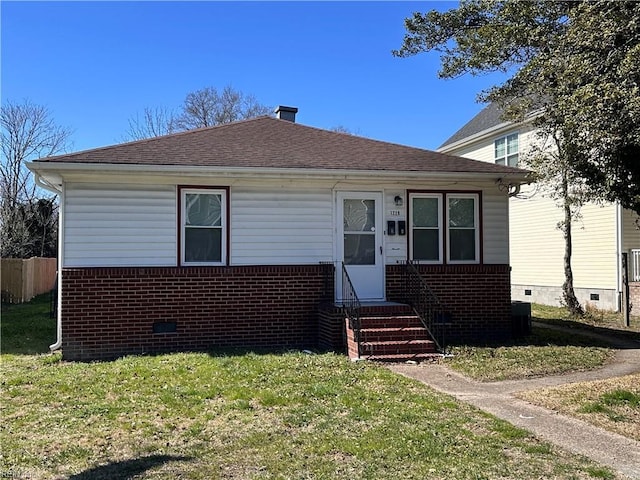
left=274, top=106, right=298, bottom=122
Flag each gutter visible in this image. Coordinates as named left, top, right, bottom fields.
left=27, top=161, right=531, bottom=185
left=34, top=173, right=63, bottom=351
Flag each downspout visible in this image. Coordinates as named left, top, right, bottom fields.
left=34, top=173, right=64, bottom=351
left=615, top=202, right=623, bottom=312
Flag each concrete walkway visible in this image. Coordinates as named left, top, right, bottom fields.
left=388, top=322, right=640, bottom=480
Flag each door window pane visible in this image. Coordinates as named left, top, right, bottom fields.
left=344, top=234, right=375, bottom=265
left=343, top=199, right=375, bottom=232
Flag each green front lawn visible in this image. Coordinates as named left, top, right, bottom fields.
left=443, top=326, right=615, bottom=382
left=0, top=297, right=616, bottom=479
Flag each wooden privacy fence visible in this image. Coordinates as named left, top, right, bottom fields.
left=1, top=257, right=57, bottom=304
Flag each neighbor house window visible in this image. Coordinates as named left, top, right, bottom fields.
left=410, top=192, right=480, bottom=264
left=410, top=194, right=442, bottom=263
left=447, top=194, right=479, bottom=263
left=181, top=188, right=227, bottom=265
left=494, top=133, right=519, bottom=167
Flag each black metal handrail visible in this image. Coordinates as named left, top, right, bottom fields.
left=341, top=262, right=362, bottom=324
left=319, top=261, right=362, bottom=355
left=403, top=260, right=446, bottom=352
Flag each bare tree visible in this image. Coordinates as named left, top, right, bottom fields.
left=176, top=85, right=271, bottom=130
left=1, top=100, right=71, bottom=258
left=125, top=107, right=177, bottom=141
left=125, top=86, right=272, bottom=140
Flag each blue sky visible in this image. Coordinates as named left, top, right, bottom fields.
left=2, top=1, right=508, bottom=154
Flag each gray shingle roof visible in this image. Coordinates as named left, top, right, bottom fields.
left=439, top=103, right=506, bottom=149
left=36, top=115, right=523, bottom=175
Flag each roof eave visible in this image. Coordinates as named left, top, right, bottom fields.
left=438, top=109, right=543, bottom=153
left=27, top=161, right=530, bottom=186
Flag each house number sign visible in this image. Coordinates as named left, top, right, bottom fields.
left=388, top=210, right=401, bottom=217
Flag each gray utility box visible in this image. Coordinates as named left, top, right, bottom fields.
left=511, top=301, right=532, bottom=337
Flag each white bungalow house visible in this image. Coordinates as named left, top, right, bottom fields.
left=28, top=106, right=529, bottom=361
left=438, top=103, right=640, bottom=312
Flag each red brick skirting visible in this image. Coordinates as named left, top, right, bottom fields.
left=61, top=263, right=511, bottom=360
left=386, top=264, right=512, bottom=344
left=630, top=282, right=640, bottom=316
left=61, top=265, right=330, bottom=361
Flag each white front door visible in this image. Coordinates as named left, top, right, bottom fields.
left=337, top=192, right=385, bottom=301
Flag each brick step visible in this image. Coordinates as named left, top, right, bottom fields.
left=361, top=352, right=442, bottom=363
left=359, top=315, right=423, bottom=329
left=360, top=339, right=437, bottom=356
left=359, top=304, right=414, bottom=316
left=359, top=327, right=431, bottom=342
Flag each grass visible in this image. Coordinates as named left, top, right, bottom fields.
left=0, top=297, right=618, bottom=479
left=518, top=374, right=640, bottom=442
left=533, top=303, right=640, bottom=335
left=443, top=326, right=615, bottom=382
left=1, top=293, right=56, bottom=354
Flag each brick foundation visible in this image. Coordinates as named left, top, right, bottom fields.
left=386, top=264, right=512, bottom=344
left=630, top=282, right=640, bottom=316
left=61, top=265, right=329, bottom=361
left=60, top=263, right=512, bottom=360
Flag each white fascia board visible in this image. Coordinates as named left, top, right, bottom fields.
left=438, top=122, right=514, bottom=153
left=438, top=109, right=542, bottom=154
left=27, top=161, right=531, bottom=185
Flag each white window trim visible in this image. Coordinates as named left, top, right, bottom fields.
left=180, top=188, right=227, bottom=266
left=409, top=193, right=443, bottom=264
left=446, top=193, right=480, bottom=264
left=494, top=132, right=519, bottom=167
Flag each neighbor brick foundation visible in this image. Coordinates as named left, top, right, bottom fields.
left=630, top=282, right=640, bottom=316
left=386, top=263, right=512, bottom=344
left=61, top=263, right=511, bottom=360
left=61, top=265, right=330, bottom=361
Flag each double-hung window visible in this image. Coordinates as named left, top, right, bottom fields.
left=410, top=194, right=442, bottom=263
left=494, top=133, right=519, bottom=167
left=410, top=192, right=480, bottom=264
left=446, top=194, right=479, bottom=263
left=180, top=188, right=227, bottom=265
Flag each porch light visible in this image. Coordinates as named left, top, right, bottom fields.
left=394, top=195, right=403, bottom=206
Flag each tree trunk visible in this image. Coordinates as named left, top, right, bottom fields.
left=561, top=173, right=584, bottom=317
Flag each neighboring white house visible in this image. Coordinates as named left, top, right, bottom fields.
left=439, top=103, right=640, bottom=312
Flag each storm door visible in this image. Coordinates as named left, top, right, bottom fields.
left=336, top=192, right=384, bottom=301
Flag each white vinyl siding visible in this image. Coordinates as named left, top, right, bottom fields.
left=384, top=190, right=408, bottom=264
left=63, top=183, right=176, bottom=267
left=231, top=187, right=333, bottom=265
left=62, top=181, right=511, bottom=269
left=448, top=126, right=536, bottom=166
left=482, top=189, right=510, bottom=264
left=510, top=193, right=618, bottom=290
left=622, top=208, right=640, bottom=253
